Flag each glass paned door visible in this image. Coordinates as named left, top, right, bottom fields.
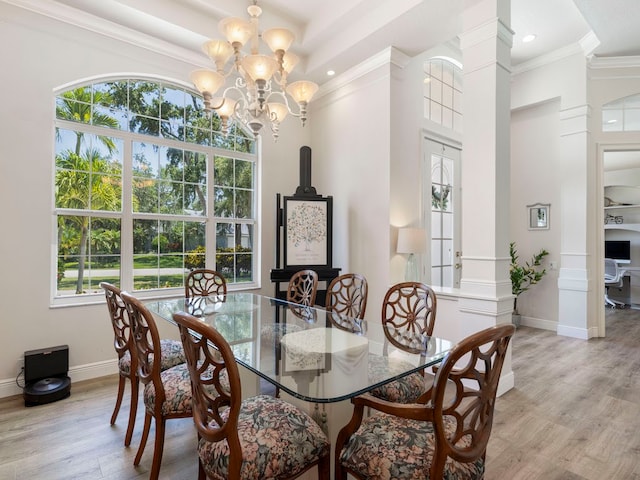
left=424, top=138, right=461, bottom=288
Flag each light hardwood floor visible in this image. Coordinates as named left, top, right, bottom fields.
left=1, top=308, right=640, bottom=479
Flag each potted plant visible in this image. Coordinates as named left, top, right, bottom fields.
left=510, top=242, right=549, bottom=326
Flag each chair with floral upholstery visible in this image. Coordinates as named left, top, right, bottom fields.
left=325, top=273, right=368, bottom=334
left=368, top=281, right=438, bottom=403
left=100, top=282, right=186, bottom=447
left=335, top=324, right=516, bottom=480
left=185, top=269, right=227, bottom=298
left=173, top=310, right=331, bottom=480
left=120, top=291, right=194, bottom=480
left=286, top=269, right=319, bottom=306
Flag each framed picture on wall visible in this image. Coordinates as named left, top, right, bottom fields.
left=527, top=203, right=550, bottom=230
left=283, top=196, right=332, bottom=268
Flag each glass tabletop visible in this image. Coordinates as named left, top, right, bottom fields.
left=146, top=292, right=452, bottom=403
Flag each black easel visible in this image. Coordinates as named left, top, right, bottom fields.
left=270, top=146, right=341, bottom=306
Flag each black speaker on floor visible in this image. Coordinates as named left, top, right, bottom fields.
left=23, top=345, right=71, bottom=407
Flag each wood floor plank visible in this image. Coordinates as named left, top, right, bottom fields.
left=487, top=307, right=640, bottom=479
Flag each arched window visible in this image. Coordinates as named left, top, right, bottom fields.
left=423, top=57, right=463, bottom=133
left=53, top=77, right=257, bottom=303
left=603, top=93, right=640, bottom=132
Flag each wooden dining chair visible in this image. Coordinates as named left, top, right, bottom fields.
left=100, top=282, right=186, bottom=447
left=368, top=281, right=438, bottom=403
left=286, top=269, right=319, bottom=306
left=120, top=292, right=193, bottom=480
left=185, top=269, right=227, bottom=298
left=325, top=273, right=368, bottom=333
left=336, top=324, right=516, bottom=480
left=173, top=311, right=331, bottom=480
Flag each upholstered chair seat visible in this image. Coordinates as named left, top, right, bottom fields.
left=142, top=363, right=228, bottom=417
left=367, top=355, right=426, bottom=403
left=142, top=363, right=193, bottom=416
left=198, top=395, right=329, bottom=480
left=339, top=412, right=484, bottom=479
left=117, top=339, right=185, bottom=376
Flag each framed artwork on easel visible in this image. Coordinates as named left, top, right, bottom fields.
left=283, top=196, right=332, bottom=268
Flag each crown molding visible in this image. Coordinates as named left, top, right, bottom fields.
left=511, top=42, right=584, bottom=76
left=2, top=0, right=207, bottom=68
left=589, top=55, right=640, bottom=69
left=315, top=46, right=410, bottom=101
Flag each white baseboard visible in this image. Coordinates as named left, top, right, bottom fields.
left=521, top=315, right=590, bottom=339
left=556, top=324, right=590, bottom=339
left=0, top=359, right=118, bottom=400
left=520, top=315, right=557, bottom=331
left=497, top=369, right=515, bottom=397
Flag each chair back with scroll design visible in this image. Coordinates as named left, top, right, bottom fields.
left=100, top=281, right=138, bottom=447
left=367, top=281, right=438, bottom=403
left=185, top=269, right=227, bottom=298
left=120, top=292, right=193, bottom=480
left=326, top=273, right=368, bottom=333
left=336, top=323, right=516, bottom=480
left=173, top=311, right=331, bottom=480
left=382, top=281, right=437, bottom=353
left=286, top=269, right=319, bottom=306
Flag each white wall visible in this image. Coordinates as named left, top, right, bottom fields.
left=511, top=51, right=594, bottom=335
left=309, top=57, right=393, bottom=344
left=0, top=4, right=302, bottom=397
left=510, top=100, right=561, bottom=327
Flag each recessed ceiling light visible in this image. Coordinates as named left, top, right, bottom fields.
left=327, top=70, right=335, bottom=76
left=607, top=119, right=618, bottom=124
left=424, top=76, right=431, bottom=84
left=522, top=34, right=537, bottom=43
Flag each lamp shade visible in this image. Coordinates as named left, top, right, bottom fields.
left=281, top=51, right=299, bottom=74
left=189, top=69, right=225, bottom=96
left=262, top=28, right=295, bottom=53
left=218, top=17, right=253, bottom=46
left=202, top=40, right=234, bottom=68
left=286, top=80, right=319, bottom=104
left=267, top=102, right=289, bottom=123
left=240, top=54, right=279, bottom=82
left=213, top=97, right=237, bottom=118
left=397, top=228, right=427, bottom=254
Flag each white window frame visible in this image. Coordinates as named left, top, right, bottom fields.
left=51, top=77, right=260, bottom=307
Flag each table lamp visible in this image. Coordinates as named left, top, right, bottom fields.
left=397, top=227, right=427, bottom=282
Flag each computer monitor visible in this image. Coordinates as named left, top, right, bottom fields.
left=605, top=240, right=631, bottom=264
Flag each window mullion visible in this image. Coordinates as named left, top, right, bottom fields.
left=206, top=149, right=216, bottom=269
left=120, top=140, right=134, bottom=291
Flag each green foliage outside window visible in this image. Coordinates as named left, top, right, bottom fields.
left=54, top=78, right=256, bottom=297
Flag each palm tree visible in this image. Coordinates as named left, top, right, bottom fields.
left=56, top=148, right=121, bottom=293
left=56, top=86, right=120, bottom=293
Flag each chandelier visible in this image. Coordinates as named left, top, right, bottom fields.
left=190, top=1, right=319, bottom=141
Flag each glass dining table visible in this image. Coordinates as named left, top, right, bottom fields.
left=146, top=292, right=453, bottom=404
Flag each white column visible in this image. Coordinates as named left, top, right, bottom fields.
left=458, top=0, right=514, bottom=393
left=557, top=105, right=596, bottom=339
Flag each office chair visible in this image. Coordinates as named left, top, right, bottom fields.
left=605, top=258, right=626, bottom=308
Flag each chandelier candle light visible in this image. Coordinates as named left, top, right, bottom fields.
left=397, top=227, right=427, bottom=282
left=190, top=1, right=319, bottom=140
